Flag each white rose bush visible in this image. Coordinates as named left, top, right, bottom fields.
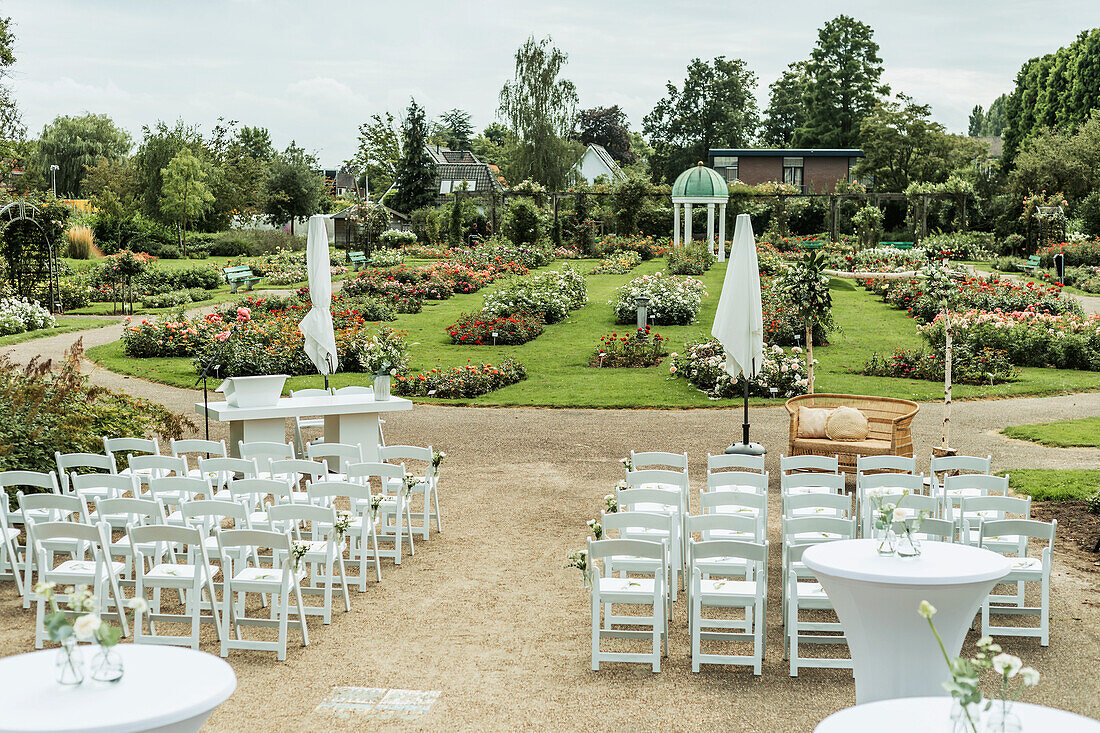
left=670, top=340, right=808, bottom=399
left=0, top=297, right=55, bottom=336
left=611, top=271, right=705, bottom=326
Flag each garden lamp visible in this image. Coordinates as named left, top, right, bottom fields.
left=49, top=164, right=59, bottom=197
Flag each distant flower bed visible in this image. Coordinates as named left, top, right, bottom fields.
left=826, top=246, right=929, bottom=273
left=483, top=268, right=587, bottom=324
left=448, top=311, right=544, bottom=345
left=761, top=275, right=832, bottom=346
left=920, top=308, right=1100, bottom=371
left=1039, top=240, right=1100, bottom=268
left=861, top=274, right=1081, bottom=323
left=611, top=271, right=704, bottom=325
left=395, top=359, right=527, bottom=399
left=864, top=345, right=1017, bottom=384
left=593, top=235, right=670, bottom=261
left=0, top=297, right=56, bottom=336
left=590, top=251, right=641, bottom=275
left=378, top=229, right=417, bottom=248
left=671, top=341, right=808, bottom=398
left=666, top=243, right=715, bottom=275
left=368, top=248, right=403, bottom=268
left=590, top=327, right=668, bottom=367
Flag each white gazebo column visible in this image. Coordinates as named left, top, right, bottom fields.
left=706, top=203, right=715, bottom=256
left=673, top=202, right=681, bottom=246
left=718, top=203, right=727, bottom=261
left=685, top=203, right=693, bottom=242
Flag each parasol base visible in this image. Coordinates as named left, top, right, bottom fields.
left=726, top=442, right=766, bottom=456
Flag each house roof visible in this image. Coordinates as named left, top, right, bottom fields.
left=425, top=146, right=503, bottom=194
left=973, top=136, right=1003, bottom=158
left=331, top=202, right=407, bottom=221
left=573, top=144, right=624, bottom=181
left=709, top=148, right=864, bottom=158
left=320, top=167, right=359, bottom=189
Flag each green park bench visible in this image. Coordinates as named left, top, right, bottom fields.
left=799, top=241, right=825, bottom=250
left=222, top=265, right=261, bottom=293
left=881, top=241, right=915, bottom=250
left=348, top=251, right=367, bottom=270
left=1020, top=254, right=1042, bottom=273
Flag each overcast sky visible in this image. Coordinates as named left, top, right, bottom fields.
left=7, top=1, right=1100, bottom=166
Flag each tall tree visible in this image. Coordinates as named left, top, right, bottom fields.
left=238, top=126, right=274, bottom=162
left=438, top=108, right=474, bottom=150
left=0, top=15, right=23, bottom=162
left=83, top=156, right=139, bottom=219
left=642, top=56, right=759, bottom=183
left=262, top=142, right=327, bottom=233
left=159, top=148, right=213, bottom=254
left=498, top=36, right=580, bottom=189
left=794, top=15, right=888, bottom=148
left=470, top=122, right=512, bottom=169
left=762, top=62, right=808, bottom=147
left=134, top=120, right=203, bottom=221
left=574, top=106, right=635, bottom=164
left=352, top=112, right=402, bottom=198
left=968, top=105, right=985, bottom=137
left=37, top=113, right=131, bottom=197
left=391, top=99, right=435, bottom=214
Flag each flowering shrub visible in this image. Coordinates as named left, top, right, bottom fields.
left=756, top=241, right=787, bottom=276
left=482, top=268, right=587, bottom=324
left=920, top=308, right=1100, bottom=371
left=394, top=359, right=527, bottom=398
left=341, top=271, right=424, bottom=313
left=593, top=235, right=670, bottom=261
left=377, top=229, right=417, bottom=248
left=553, top=246, right=584, bottom=259
left=848, top=246, right=929, bottom=272
left=1038, top=240, right=1100, bottom=268
left=356, top=327, right=410, bottom=375
left=666, top=243, right=715, bottom=275
left=864, top=274, right=1081, bottom=323
left=864, top=345, right=1017, bottom=384
left=611, top=272, right=705, bottom=325
left=448, top=311, right=544, bottom=345
left=671, top=341, right=809, bottom=398
left=761, top=276, right=832, bottom=345
left=590, top=251, right=641, bottom=275
left=590, top=327, right=668, bottom=367
left=368, top=248, right=403, bottom=268
left=450, top=237, right=549, bottom=270
left=921, top=232, right=994, bottom=261
left=139, top=288, right=210, bottom=309
left=0, top=297, right=56, bottom=336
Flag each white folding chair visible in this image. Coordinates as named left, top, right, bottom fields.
left=698, top=489, right=768, bottom=544
left=267, top=503, right=351, bottom=623
left=30, top=520, right=129, bottom=648
left=930, top=453, right=991, bottom=494
left=980, top=518, right=1056, bottom=646
left=780, top=454, right=839, bottom=476
left=785, top=543, right=851, bottom=676
left=70, top=474, right=137, bottom=516
left=781, top=515, right=856, bottom=640
left=858, top=472, right=928, bottom=536
left=289, top=388, right=330, bottom=456
left=307, top=442, right=363, bottom=481
left=380, top=444, right=440, bottom=539
left=18, top=492, right=90, bottom=609
left=195, top=456, right=258, bottom=499
left=598, top=511, right=674, bottom=625
left=129, top=523, right=222, bottom=648
left=707, top=452, right=765, bottom=474
left=588, top=538, right=668, bottom=673
left=305, top=480, right=382, bottom=589
left=616, top=484, right=683, bottom=596
left=959, top=495, right=1030, bottom=548
left=909, top=516, right=956, bottom=543
left=270, top=459, right=328, bottom=505
left=149, top=476, right=212, bottom=526
left=783, top=492, right=853, bottom=521
left=346, top=462, right=412, bottom=565
left=104, top=437, right=161, bottom=487
left=689, top=539, right=768, bottom=675
left=943, top=474, right=1008, bottom=524
left=96, top=497, right=169, bottom=578
left=55, top=451, right=117, bottom=494
left=0, top=497, right=25, bottom=595
left=226, top=478, right=292, bottom=530
left=781, top=471, right=846, bottom=497
left=684, top=513, right=762, bottom=618
left=215, top=528, right=309, bottom=661
left=238, top=441, right=295, bottom=480
left=171, top=439, right=228, bottom=480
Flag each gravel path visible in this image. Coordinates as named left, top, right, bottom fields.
left=3, top=313, right=1100, bottom=731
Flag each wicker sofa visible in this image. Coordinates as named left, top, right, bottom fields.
left=785, top=393, right=920, bottom=474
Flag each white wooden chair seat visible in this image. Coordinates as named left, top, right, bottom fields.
left=232, top=565, right=306, bottom=589
left=598, top=576, right=657, bottom=597
left=147, top=562, right=221, bottom=583
left=698, top=578, right=758, bottom=598
left=51, top=558, right=126, bottom=578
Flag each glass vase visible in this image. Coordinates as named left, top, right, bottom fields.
left=373, top=374, right=391, bottom=400
left=55, top=637, right=84, bottom=686
left=874, top=520, right=896, bottom=556
left=897, top=530, right=922, bottom=557
left=983, top=700, right=1022, bottom=733
left=90, top=644, right=124, bottom=682
left=951, top=699, right=982, bottom=733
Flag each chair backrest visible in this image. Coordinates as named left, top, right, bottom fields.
left=860, top=472, right=926, bottom=495
left=19, top=491, right=89, bottom=522
left=129, top=454, right=189, bottom=479
left=171, top=438, right=228, bottom=459
left=600, top=510, right=673, bottom=538
left=980, top=518, right=1056, bottom=547
left=705, top=471, right=768, bottom=494
left=616, top=486, right=682, bottom=513
left=780, top=454, right=839, bottom=475
left=306, top=479, right=372, bottom=503
left=270, top=459, right=327, bottom=485
left=180, top=500, right=248, bottom=533
left=698, top=489, right=767, bottom=516
left=149, top=475, right=211, bottom=501
left=267, top=502, right=337, bottom=531
left=128, top=523, right=205, bottom=556
left=911, top=517, right=955, bottom=542
left=707, top=453, right=765, bottom=473
left=781, top=472, right=845, bottom=495
left=31, top=519, right=108, bottom=545
left=55, top=452, right=116, bottom=491
left=930, top=454, right=991, bottom=479
left=228, top=477, right=291, bottom=506
left=69, top=473, right=135, bottom=499
left=239, top=442, right=295, bottom=476
left=0, top=470, right=60, bottom=495
left=783, top=492, right=853, bottom=519
left=943, top=474, right=1008, bottom=497
left=587, top=537, right=664, bottom=562
left=630, top=451, right=688, bottom=472
left=335, top=385, right=373, bottom=395
left=686, top=512, right=760, bottom=541
left=379, top=444, right=432, bottom=464
left=624, top=469, right=689, bottom=494
left=346, top=461, right=405, bottom=487
left=197, top=457, right=258, bottom=484
left=103, top=437, right=160, bottom=461
left=97, top=497, right=166, bottom=525
left=290, top=388, right=330, bottom=398
left=782, top=515, right=857, bottom=542
left=216, top=527, right=293, bottom=554
left=307, top=442, right=363, bottom=473
left=690, top=538, right=767, bottom=565
left=856, top=454, right=915, bottom=476
left=960, top=494, right=1030, bottom=518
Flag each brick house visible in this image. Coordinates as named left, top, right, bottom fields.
left=426, top=146, right=505, bottom=203
left=707, top=148, right=864, bottom=193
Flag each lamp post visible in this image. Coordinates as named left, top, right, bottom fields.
left=49, top=165, right=59, bottom=197
left=634, top=295, right=650, bottom=331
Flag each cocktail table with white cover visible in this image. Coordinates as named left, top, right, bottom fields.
left=815, top=696, right=1100, bottom=732
left=197, top=393, right=412, bottom=461
left=802, top=538, right=1011, bottom=704
left=0, top=644, right=236, bottom=733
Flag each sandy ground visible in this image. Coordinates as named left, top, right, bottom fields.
left=2, top=323, right=1100, bottom=731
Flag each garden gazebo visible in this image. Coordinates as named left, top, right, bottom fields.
left=672, top=163, right=729, bottom=261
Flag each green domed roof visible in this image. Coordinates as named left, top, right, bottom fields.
left=671, top=163, right=728, bottom=199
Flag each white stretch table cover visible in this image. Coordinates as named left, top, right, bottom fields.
left=0, top=644, right=236, bottom=733
left=816, top=697, right=1100, bottom=732
left=802, top=539, right=1011, bottom=704
left=197, top=393, right=412, bottom=461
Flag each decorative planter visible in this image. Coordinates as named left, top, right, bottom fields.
left=216, top=375, right=288, bottom=408
left=373, top=374, right=391, bottom=401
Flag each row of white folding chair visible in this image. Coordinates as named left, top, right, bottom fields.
left=587, top=538, right=668, bottom=672
left=616, top=481, right=683, bottom=598
left=688, top=538, right=768, bottom=674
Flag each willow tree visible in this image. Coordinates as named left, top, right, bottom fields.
left=498, top=36, right=579, bottom=190
left=780, top=250, right=832, bottom=393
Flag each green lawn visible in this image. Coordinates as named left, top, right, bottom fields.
left=1002, top=418, right=1100, bottom=448
left=1001, top=469, right=1100, bottom=502
left=0, top=316, right=117, bottom=348
left=86, top=256, right=1100, bottom=406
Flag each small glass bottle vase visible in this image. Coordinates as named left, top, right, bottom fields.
left=873, top=515, right=896, bottom=556
left=55, top=638, right=85, bottom=685
left=983, top=700, right=1023, bottom=733
left=951, top=699, right=983, bottom=733
left=90, top=644, right=124, bottom=682
left=897, top=529, right=922, bottom=557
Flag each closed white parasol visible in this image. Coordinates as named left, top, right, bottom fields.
left=298, top=215, right=339, bottom=387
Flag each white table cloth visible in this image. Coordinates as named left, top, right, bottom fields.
left=816, top=696, right=1100, bottom=731
left=802, top=538, right=1011, bottom=704
left=197, top=393, right=412, bottom=461
left=0, top=644, right=236, bottom=733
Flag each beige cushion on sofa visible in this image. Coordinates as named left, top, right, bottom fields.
left=797, top=407, right=831, bottom=438
left=792, top=437, right=890, bottom=455
left=825, top=406, right=870, bottom=441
